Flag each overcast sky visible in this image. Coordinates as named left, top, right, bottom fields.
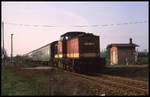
left=1, top=1, right=149, bottom=56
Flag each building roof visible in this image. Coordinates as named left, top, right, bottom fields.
left=107, top=43, right=139, bottom=48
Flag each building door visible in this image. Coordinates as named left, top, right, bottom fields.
left=112, top=51, right=116, bottom=64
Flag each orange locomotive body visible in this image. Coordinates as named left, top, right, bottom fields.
left=53, top=31, right=105, bottom=73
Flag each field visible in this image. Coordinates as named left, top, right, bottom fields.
left=1, top=63, right=149, bottom=96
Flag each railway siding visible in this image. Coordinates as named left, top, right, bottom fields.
left=69, top=72, right=149, bottom=96
left=99, top=74, right=148, bottom=90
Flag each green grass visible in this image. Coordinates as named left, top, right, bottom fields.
left=1, top=66, right=66, bottom=96
left=1, top=66, right=36, bottom=96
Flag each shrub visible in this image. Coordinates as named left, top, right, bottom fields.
left=137, top=57, right=149, bottom=65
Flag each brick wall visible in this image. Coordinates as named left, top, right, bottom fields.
left=117, top=47, right=136, bottom=64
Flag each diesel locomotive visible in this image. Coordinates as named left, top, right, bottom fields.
left=24, top=31, right=105, bottom=73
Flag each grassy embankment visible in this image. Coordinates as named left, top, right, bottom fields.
left=2, top=66, right=36, bottom=96
left=104, top=64, right=149, bottom=81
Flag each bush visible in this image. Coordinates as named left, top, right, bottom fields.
left=137, top=57, right=149, bottom=65
left=13, top=55, right=34, bottom=67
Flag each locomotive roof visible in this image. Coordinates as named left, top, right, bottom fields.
left=61, top=31, right=86, bottom=37
left=60, top=31, right=98, bottom=40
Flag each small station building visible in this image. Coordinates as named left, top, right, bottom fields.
left=107, top=38, right=139, bottom=65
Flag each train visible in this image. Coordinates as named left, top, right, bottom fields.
left=24, top=31, right=105, bottom=73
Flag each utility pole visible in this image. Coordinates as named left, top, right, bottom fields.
left=2, top=21, right=5, bottom=66
left=11, top=34, right=14, bottom=65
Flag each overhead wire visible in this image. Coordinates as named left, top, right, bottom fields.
left=3, top=20, right=148, bottom=28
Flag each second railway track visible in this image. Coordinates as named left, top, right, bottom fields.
left=68, top=70, right=149, bottom=96
left=96, top=74, right=148, bottom=90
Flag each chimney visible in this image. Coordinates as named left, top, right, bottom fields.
left=129, top=38, right=132, bottom=44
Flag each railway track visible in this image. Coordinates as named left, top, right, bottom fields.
left=68, top=71, right=149, bottom=96
left=96, top=74, right=149, bottom=90
left=52, top=66, right=148, bottom=95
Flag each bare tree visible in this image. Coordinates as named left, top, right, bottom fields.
left=1, top=48, right=8, bottom=66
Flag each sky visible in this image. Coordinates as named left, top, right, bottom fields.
left=1, top=1, right=149, bottom=56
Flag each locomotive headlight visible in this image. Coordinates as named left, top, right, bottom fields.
left=59, top=54, right=63, bottom=58
left=65, top=36, right=68, bottom=40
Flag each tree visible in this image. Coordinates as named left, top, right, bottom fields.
left=1, top=48, right=8, bottom=59
left=100, top=49, right=106, bottom=58
left=105, top=48, right=110, bottom=65
left=1, top=48, right=9, bottom=66
left=137, top=50, right=149, bottom=65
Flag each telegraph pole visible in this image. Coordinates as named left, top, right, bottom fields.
left=2, top=21, right=5, bottom=66
left=11, top=34, right=13, bottom=65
